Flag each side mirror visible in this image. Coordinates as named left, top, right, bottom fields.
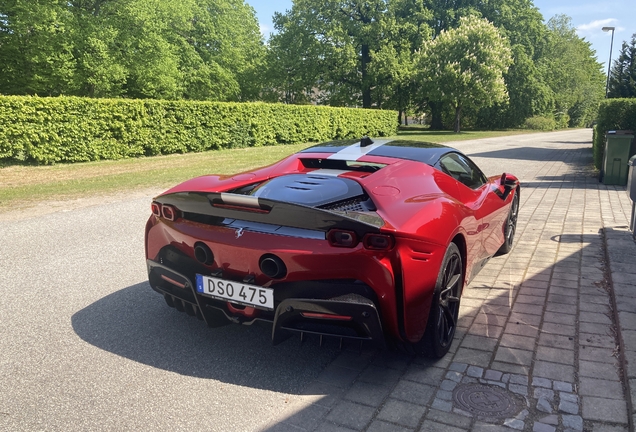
left=499, top=173, right=519, bottom=200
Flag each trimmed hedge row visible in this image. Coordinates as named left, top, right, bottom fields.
left=0, top=96, right=398, bottom=164
left=593, top=99, right=636, bottom=169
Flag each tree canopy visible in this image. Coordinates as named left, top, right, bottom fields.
left=608, top=33, right=636, bottom=99
left=0, top=0, right=265, bottom=100
left=416, top=16, right=512, bottom=132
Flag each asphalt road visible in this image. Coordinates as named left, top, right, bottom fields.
left=0, top=129, right=594, bottom=431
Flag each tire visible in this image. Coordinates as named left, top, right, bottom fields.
left=497, top=190, right=519, bottom=255
left=404, top=242, right=463, bottom=358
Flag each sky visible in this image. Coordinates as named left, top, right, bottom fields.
left=245, top=0, right=635, bottom=72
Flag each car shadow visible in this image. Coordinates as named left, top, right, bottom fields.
left=71, top=282, right=340, bottom=393
left=469, top=146, right=587, bottom=162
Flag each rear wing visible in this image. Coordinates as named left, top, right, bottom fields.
left=155, top=192, right=385, bottom=238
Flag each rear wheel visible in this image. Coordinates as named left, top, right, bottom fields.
left=405, top=242, right=463, bottom=358
left=497, top=190, right=519, bottom=255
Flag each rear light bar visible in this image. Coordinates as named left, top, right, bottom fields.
left=151, top=202, right=161, bottom=217
left=301, top=312, right=353, bottom=321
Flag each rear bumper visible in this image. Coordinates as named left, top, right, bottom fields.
left=147, top=258, right=386, bottom=348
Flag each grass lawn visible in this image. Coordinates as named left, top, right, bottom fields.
left=0, top=129, right=535, bottom=211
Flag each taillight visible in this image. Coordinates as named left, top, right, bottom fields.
left=363, top=234, right=394, bottom=251
left=161, top=204, right=178, bottom=221
left=151, top=202, right=161, bottom=217
left=327, top=229, right=358, bottom=248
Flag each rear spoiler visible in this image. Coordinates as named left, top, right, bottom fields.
left=155, top=192, right=385, bottom=237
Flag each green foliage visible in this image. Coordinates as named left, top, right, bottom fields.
left=416, top=16, right=512, bottom=133
left=593, top=98, right=636, bottom=169
left=523, top=116, right=555, bottom=131
left=0, top=0, right=266, bottom=101
left=608, top=33, right=636, bottom=98
left=0, top=96, right=397, bottom=164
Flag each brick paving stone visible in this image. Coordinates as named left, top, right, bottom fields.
left=534, top=361, right=575, bottom=381
left=326, top=401, right=376, bottom=430
left=536, top=346, right=575, bottom=364
left=425, top=408, right=472, bottom=429
left=534, top=388, right=555, bottom=401
left=504, top=324, right=540, bottom=338
left=436, top=389, right=452, bottom=400
left=391, top=380, right=435, bottom=405
left=547, top=293, right=577, bottom=305
left=358, top=365, right=403, bottom=386
left=402, top=365, right=445, bottom=386
left=536, top=397, right=553, bottom=413
left=533, top=422, right=556, bottom=432
left=440, top=379, right=458, bottom=391
left=579, top=346, right=616, bottom=363
left=543, top=311, right=576, bottom=325
left=562, top=415, right=583, bottom=431
left=509, top=383, right=528, bottom=396
left=617, top=311, right=636, bottom=330
left=578, top=360, right=620, bottom=380
left=580, top=332, right=618, bottom=350
left=466, top=365, right=483, bottom=378
left=448, top=362, right=468, bottom=373
left=467, top=324, right=504, bottom=338
left=344, top=381, right=393, bottom=408
left=553, top=381, right=573, bottom=392
left=559, top=399, right=579, bottom=415
left=532, top=377, right=552, bottom=388
left=512, top=303, right=544, bottom=315
left=582, top=396, right=629, bottom=424
left=332, top=351, right=376, bottom=371
left=516, top=294, right=545, bottom=305
left=504, top=419, right=524, bottom=430
left=545, top=302, right=577, bottom=314
left=472, top=422, right=511, bottom=432
left=370, top=352, right=411, bottom=371
left=580, top=294, right=611, bottom=305
left=579, top=321, right=612, bottom=335
left=490, top=362, right=530, bottom=376
left=484, top=369, right=503, bottom=380
left=431, top=398, right=453, bottom=412
left=560, top=392, right=579, bottom=404
left=459, top=335, right=499, bottom=352
left=579, top=301, right=610, bottom=314
left=509, top=374, right=529, bottom=385
left=377, top=399, right=427, bottom=428
left=420, top=419, right=467, bottom=432
left=579, top=311, right=611, bottom=324
left=472, top=312, right=508, bottom=326
left=541, top=322, right=576, bottom=337
left=500, top=333, right=536, bottom=350
left=538, top=333, right=575, bottom=350
left=445, top=371, right=463, bottom=383
left=539, top=414, right=559, bottom=425
left=452, top=348, right=492, bottom=367
left=579, top=377, right=624, bottom=399
left=315, top=423, right=359, bottom=432
left=366, top=420, right=412, bottom=432
left=494, top=347, right=534, bottom=366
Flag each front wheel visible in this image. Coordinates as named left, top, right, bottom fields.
left=408, top=242, right=463, bottom=358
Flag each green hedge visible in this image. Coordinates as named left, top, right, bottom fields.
left=0, top=96, right=398, bottom=164
left=593, top=99, right=636, bottom=169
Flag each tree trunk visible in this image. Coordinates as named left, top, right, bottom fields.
left=454, top=105, right=462, bottom=133
left=429, top=101, right=444, bottom=130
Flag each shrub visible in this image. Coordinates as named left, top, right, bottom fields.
left=593, top=99, right=636, bottom=169
left=523, top=116, right=556, bottom=131
left=0, top=96, right=398, bottom=164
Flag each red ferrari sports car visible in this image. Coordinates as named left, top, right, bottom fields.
left=145, top=137, right=519, bottom=357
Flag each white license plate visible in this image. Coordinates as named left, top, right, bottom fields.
left=195, top=274, right=274, bottom=310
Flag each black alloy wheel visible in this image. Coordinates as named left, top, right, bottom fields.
left=417, top=242, right=463, bottom=358
left=498, top=191, right=519, bottom=255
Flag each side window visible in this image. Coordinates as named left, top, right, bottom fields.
left=437, top=153, right=487, bottom=189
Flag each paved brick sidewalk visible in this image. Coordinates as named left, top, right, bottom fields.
left=261, top=132, right=635, bottom=432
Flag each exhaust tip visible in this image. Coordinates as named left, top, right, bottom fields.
left=259, top=254, right=287, bottom=279
left=194, top=242, right=214, bottom=265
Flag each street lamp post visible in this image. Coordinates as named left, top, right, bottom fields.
left=602, top=26, right=615, bottom=98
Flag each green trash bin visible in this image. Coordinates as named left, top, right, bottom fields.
left=602, top=130, right=635, bottom=186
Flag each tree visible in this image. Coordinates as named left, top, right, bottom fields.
left=416, top=16, right=512, bottom=132
left=266, top=0, right=431, bottom=110
left=538, top=15, right=605, bottom=126
left=608, top=33, right=636, bottom=99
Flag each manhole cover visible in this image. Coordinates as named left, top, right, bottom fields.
left=452, top=383, right=522, bottom=418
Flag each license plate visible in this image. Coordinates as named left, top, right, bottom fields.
left=195, top=274, right=274, bottom=310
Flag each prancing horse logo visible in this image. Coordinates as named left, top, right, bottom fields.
left=235, top=227, right=244, bottom=239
